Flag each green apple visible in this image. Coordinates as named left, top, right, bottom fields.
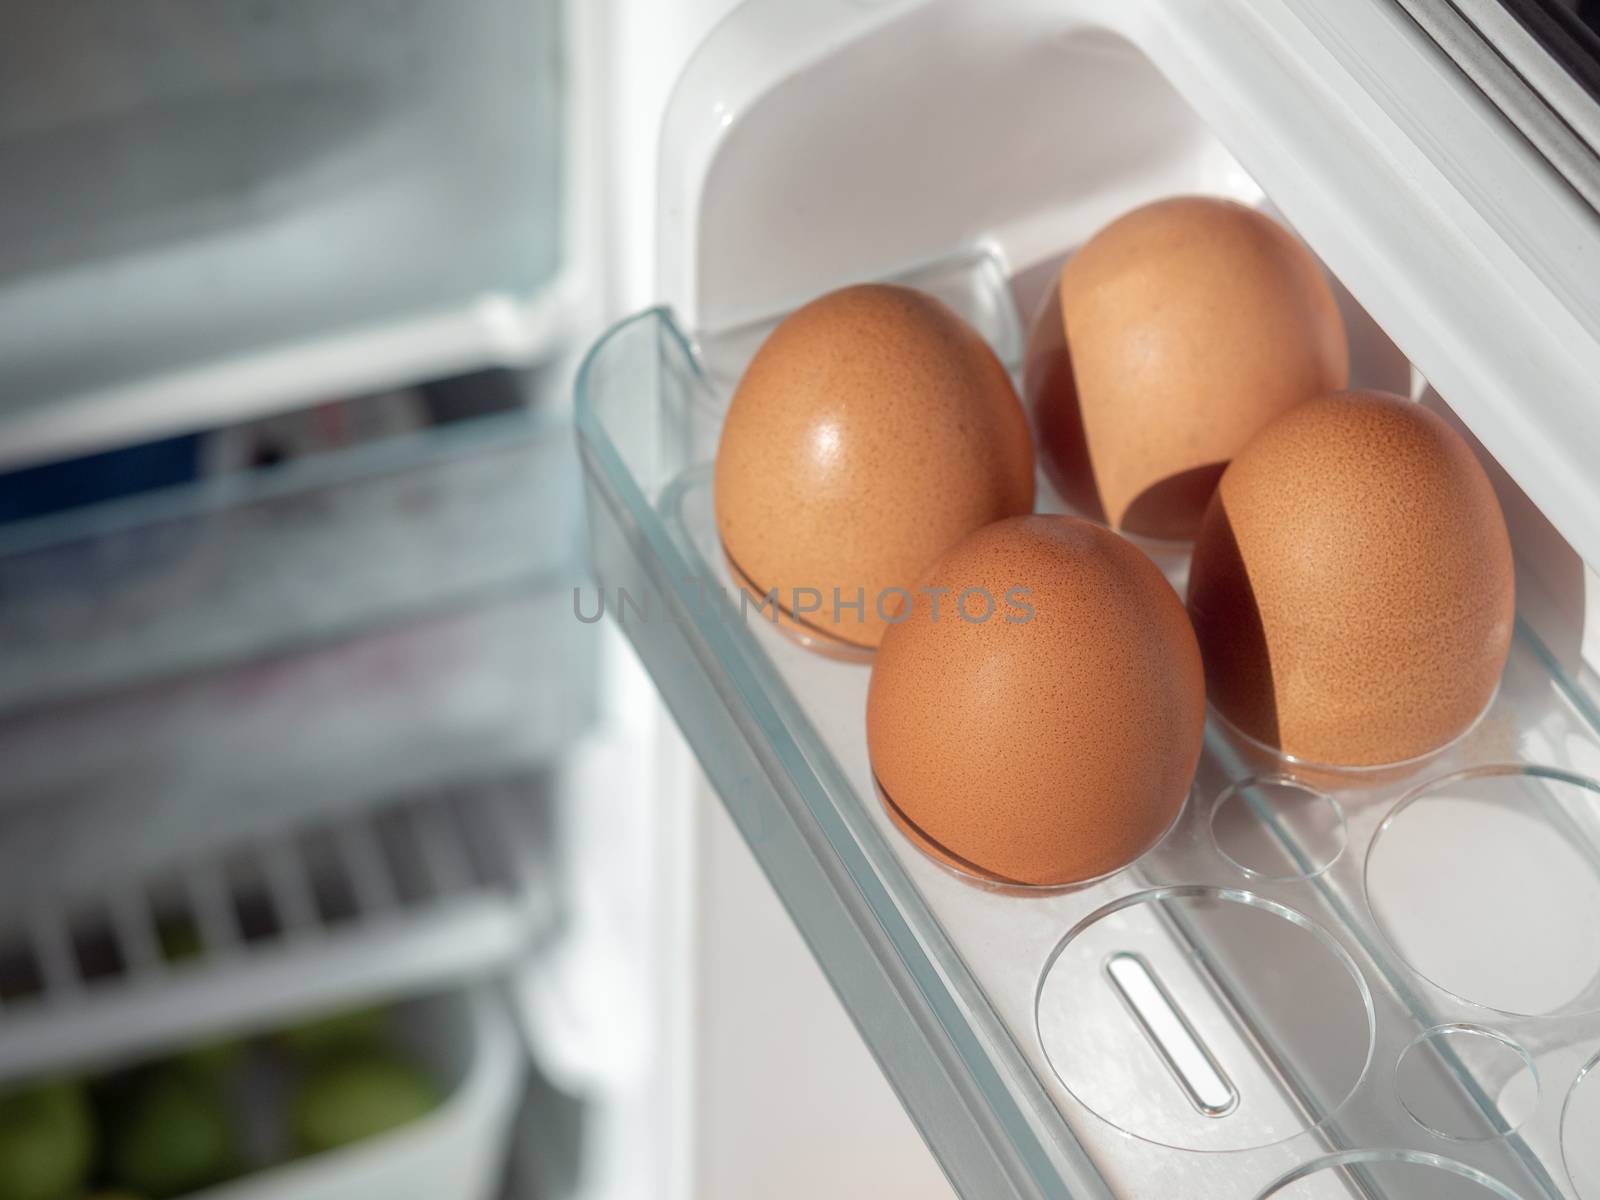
left=0, top=1080, right=94, bottom=1200
left=103, top=1067, right=233, bottom=1198
left=277, top=1006, right=388, bottom=1062
left=169, top=1038, right=246, bottom=1082
left=292, top=1053, right=441, bottom=1155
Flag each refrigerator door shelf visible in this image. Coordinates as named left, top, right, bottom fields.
left=575, top=246, right=1600, bottom=1199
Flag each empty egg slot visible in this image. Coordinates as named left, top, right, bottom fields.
left=1394, top=1024, right=1539, bottom=1142
left=1209, top=777, right=1346, bottom=882
left=1104, top=951, right=1238, bottom=1118
left=1037, top=887, right=1372, bottom=1152
left=1366, top=765, right=1600, bottom=1017
left=1566, top=1051, right=1600, bottom=1200
left=1255, top=1149, right=1526, bottom=1199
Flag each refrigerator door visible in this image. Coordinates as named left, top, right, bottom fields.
left=578, top=1, right=1600, bottom=1198
left=1396, top=0, right=1600, bottom=208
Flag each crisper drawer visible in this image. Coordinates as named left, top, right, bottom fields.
left=0, top=986, right=522, bottom=1200
left=578, top=3, right=1600, bottom=1199
left=0, top=409, right=597, bottom=903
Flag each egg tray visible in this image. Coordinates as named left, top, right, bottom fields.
left=577, top=248, right=1600, bottom=1200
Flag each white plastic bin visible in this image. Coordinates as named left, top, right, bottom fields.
left=200, top=986, right=523, bottom=1200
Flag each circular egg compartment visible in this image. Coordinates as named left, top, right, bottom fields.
left=718, top=541, right=881, bottom=664
left=1255, top=1150, right=1530, bottom=1199
left=1024, top=756, right=1600, bottom=1189
left=1565, top=1051, right=1600, bottom=1200
left=1394, top=1026, right=1539, bottom=1142
left=1203, top=687, right=1503, bottom=784
left=876, top=780, right=1198, bottom=897
left=1034, top=887, right=1374, bottom=1152
left=1208, top=776, right=1347, bottom=882
left=1365, top=766, right=1600, bottom=1018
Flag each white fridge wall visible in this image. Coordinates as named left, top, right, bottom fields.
left=597, top=1, right=967, bottom=1195
left=658, top=0, right=1600, bottom=589
left=606, top=0, right=747, bottom=313
left=691, top=774, right=958, bottom=1200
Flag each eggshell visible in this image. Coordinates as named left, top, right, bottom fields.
left=866, top=515, right=1205, bottom=886
left=1186, top=390, right=1515, bottom=767
left=1027, top=197, right=1348, bottom=539
left=715, top=284, right=1035, bottom=653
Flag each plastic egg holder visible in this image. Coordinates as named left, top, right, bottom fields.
left=872, top=774, right=1199, bottom=898
left=584, top=246, right=1600, bottom=1198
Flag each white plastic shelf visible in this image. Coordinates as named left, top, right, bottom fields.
left=0, top=393, right=584, bottom=718
left=0, top=775, right=555, bottom=1082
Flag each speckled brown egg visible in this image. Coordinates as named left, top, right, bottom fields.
left=715, top=284, right=1035, bottom=654
left=1187, top=390, right=1515, bottom=767
left=866, top=515, right=1205, bottom=885
left=1027, top=197, right=1348, bottom=539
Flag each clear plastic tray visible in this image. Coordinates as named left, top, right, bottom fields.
left=0, top=407, right=582, bottom=714
left=0, top=409, right=597, bottom=896
left=577, top=250, right=1600, bottom=1200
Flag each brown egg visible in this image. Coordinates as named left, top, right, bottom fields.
left=866, top=515, right=1205, bottom=886
left=1027, top=196, right=1349, bottom=539
left=715, top=284, right=1035, bottom=654
left=1187, top=390, right=1515, bottom=767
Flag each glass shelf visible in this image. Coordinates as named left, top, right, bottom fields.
left=577, top=250, right=1600, bottom=1200
left=0, top=407, right=582, bottom=714
left=0, top=407, right=597, bottom=900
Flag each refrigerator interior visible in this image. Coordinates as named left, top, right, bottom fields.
left=0, top=370, right=657, bottom=1198
left=0, top=1, right=684, bottom=1199
left=578, top=1, right=1600, bottom=1198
